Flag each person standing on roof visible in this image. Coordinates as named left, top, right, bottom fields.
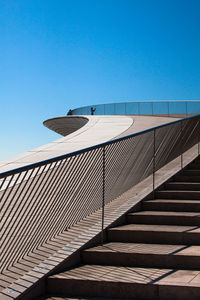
left=91, top=107, right=96, bottom=115
left=67, top=109, right=72, bottom=115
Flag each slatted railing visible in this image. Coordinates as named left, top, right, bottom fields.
left=0, top=114, right=200, bottom=273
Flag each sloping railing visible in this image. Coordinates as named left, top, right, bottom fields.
left=1, top=114, right=200, bottom=273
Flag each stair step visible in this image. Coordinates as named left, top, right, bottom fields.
left=40, top=297, right=141, bottom=300
left=143, top=199, right=200, bottom=212
left=188, top=164, right=200, bottom=170
left=108, top=224, right=200, bottom=244
left=166, top=182, right=200, bottom=190
left=155, top=190, right=200, bottom=199
left=38, top=297, right=84, bottom=300
left=38, top=297, right=129, bottom=300
left=174, top=175, right=200, bottom=182
left=40, top=295, right=143, bottom=300
left=182, top=170, right=200, bottom=176
left=192, top=159, right=200, bottom=164
left=82, top=242, right=200, bottom=269
left=127, top=211, right=200, bottom=225
left=47, top=264, right=200, bottom=300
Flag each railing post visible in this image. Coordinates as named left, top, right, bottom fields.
left=181, top=121, right=183, bottom=169
left=168, top=101, right=170, bottom=117
left=198, top=140, right=200, bottom=155
left=198, top=120, right=200, bottom=155
left=153, top=129, right=156, bottom=199
left=101, top=146, right=105, bottom=245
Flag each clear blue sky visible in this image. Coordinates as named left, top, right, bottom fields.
left=1, top=0, right=200, bottom=161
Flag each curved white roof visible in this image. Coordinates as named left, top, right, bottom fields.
left=0, top=115, right=179, bottom=174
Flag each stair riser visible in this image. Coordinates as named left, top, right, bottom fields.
left=127, top=215, right=200, bottom=226
left=159, top=285, right=200, bottom=300
left=47, top=278, right=158, bottom=300
left=188, top=165, right=200, bottom=170
left=166, top=183, right=200, bottom=191
left=46, top=277, right=200, bottom=300
left=108, top=230, right=200, bottom=245
left=82, top=252, right=200, bottom=270
left=155, top=191, right=200, bottom=200
left=174, top=176, right=200, bottom=182
left=182, top=170, right=200, bottom=176
left=143, top=202, right=200, bottom=212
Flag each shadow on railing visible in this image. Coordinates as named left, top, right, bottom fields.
left=0, top=114, right=200, bottom=273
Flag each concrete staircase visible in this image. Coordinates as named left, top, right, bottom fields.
left=43, top=157, right=200, bottom=300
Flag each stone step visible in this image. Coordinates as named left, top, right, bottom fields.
left=82, top=242, right=200, bottom=269
left=143, top=199, right=200, bottom=212
left=174, top=175, right=200, bottom=182
left=47, top=264, right=200, bottom=300
left=155, top=190, right=200, bottom=199
left=166, top=182, right=200, bottom=190
left=127, top=211, right=200, bottom=225
left=107, top=224, right=200, bottom=244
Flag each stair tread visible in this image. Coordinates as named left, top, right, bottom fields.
left=129, top=211, right=200, bottom=217
left=182, top=173, right=200, bottom=176
left=109, top=223, right=200, bottom=233
left=40, top=297, right=89, bottom=300
left=168, top=182, right=200, bottom=185
left=145, top=199, right=200, bottom=204
left=157, top=190, right=200, bottom=193
left=174, top=176, right=200, bottom=181
left=42, top=297, right=143, bottom=300
left=49, top=264, right=200, bottom=287
left=84, top=242, right=200, bottom=256
left=40, top=297, right=127, bottom=300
